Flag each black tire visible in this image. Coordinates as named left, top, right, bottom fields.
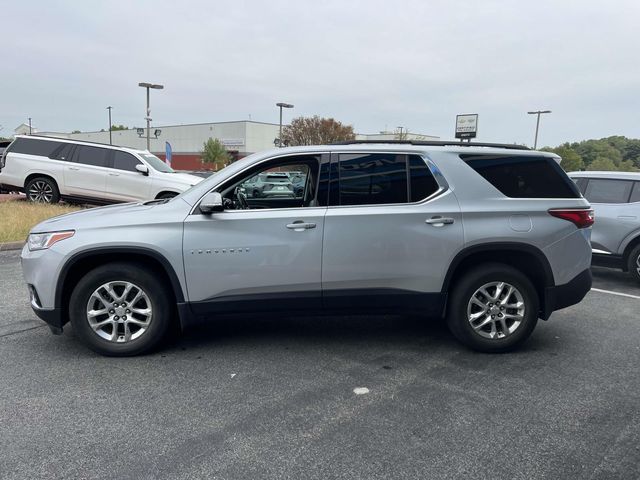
left=25, top=176, right=60, bottom=204
left=627, top=244, right=640, bottom=284
left=446, top=263, right=539, bottom=353
left=69, top=262, right=173, bottom=356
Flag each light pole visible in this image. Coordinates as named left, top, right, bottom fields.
left=527, top=110, right=551, bottom=149
left=276, top=102, right=294, bottom=147
left=28, top=117, right=32, bottom=135
left=106, top=106, right=113, bottom=145
left=138, top=82, right=164, bottom=151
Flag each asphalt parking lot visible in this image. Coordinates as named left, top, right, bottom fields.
left=1, top=250, right=639, bottom=480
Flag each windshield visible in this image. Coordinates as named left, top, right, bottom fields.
left=141, top=153, right=175, bottom=173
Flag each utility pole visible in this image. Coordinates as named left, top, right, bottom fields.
left=138, top=82, right=164, bottom=151
left=106, top=106, right=113, bottom=145
left=276, top=102, right=294, bottom=147
left=527, top=110, right=551, bottom=149
left=28, top=117, right=32, bottom=135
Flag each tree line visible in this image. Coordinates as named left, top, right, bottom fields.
left=543, top=136, right=640, bottom=172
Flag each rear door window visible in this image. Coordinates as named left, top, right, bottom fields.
left=409, top=155, right=439, bottom=202
left=462, top=154, right=580, bottom=198
left=630, top=182, right=640, bottom=203
left=338, top=153, right=408, bottom=206
left=584, top=179, right=634, bottom=204
left=74, top=145, right=110, bottom=168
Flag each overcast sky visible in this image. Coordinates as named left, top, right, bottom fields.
left=1, top=0, right=638, bottom=146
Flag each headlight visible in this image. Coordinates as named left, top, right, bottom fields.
left=28, top=231, right=75, bottom=251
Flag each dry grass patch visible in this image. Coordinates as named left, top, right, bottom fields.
left=0, top=200, right=82, bottom=243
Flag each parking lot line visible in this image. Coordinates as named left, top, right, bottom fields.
left=591, top=288, right=640, bottom=300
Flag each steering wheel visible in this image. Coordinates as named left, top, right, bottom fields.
left=235, top=188, right=249, bottom=210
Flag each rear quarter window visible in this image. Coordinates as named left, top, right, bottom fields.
left=8, top=137, right=62, bottom=157
left=461, top=154, right=580, bottom=198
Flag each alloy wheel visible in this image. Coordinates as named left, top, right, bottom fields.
left=28, top=181, right=53, bottom=203
left=86, top=281, right=152, bottom=343
left=466, top=281, right=525, bottom=339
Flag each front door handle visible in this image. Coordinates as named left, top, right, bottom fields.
left=68, top=166, right=80, bottom=171
left=108, top=172, right=120, bottom=176
left=286, top=221, right=316, bottom=231
left=426, top=216, right=454, bottom=226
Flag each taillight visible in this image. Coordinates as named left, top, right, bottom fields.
left=548, top=208, right=594, bottom=228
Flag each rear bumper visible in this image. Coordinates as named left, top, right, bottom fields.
left=542, top=268, right=592, bottom=319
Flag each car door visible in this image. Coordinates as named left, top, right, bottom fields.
left=582, top=178, right=638, bottom=253
left=105, top=150, right=152, bottom=202
left=182, top=153, right=327, bottom=314
left=64, top=145, right=109, bottom=199
left=321, top=152, right=463, bottom=313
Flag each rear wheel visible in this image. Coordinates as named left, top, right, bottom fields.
left=447, top=263, right=539, bottom=352
left=25, top=177, right=60, bottom=204
left=69, top=263, right=173, bottom=356
left=627, top=244, right=640, bottom=284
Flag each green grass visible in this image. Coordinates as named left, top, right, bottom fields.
left=0, top=199, right=81, bottom=243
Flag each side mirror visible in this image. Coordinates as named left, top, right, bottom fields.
left=135, top=164, right=149, bottom=176
left=200, top=192, right=224, bottom=214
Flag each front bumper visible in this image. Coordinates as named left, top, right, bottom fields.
left=542, top=268, right=592, bottom=319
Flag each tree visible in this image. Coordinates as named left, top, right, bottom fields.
left=543, top=145, right=584, bottom=171
left=111, top=125, right=128, bottom=131
left=201, top=138, right=231, bottom=170
left=587, top=156, right=617, bottom=171
left=282, top=116, right=355, bottom=146
left=71, top=130, right=81, bottom=134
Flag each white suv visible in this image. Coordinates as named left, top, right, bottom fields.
left=0, top=135, right=203, bottom=204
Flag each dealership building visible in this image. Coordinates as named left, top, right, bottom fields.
left=16, top=121, right=439, bottom=171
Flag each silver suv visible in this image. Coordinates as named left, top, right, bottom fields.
left=21, top=141, right=594, bottom=356
left=569, top=171, right=640, bottom=283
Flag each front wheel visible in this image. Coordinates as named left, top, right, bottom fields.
left=69, top=263, right=173, bottom=356
left=627, top=244, right=640, bottom=284
left=446, top=263, right=539, bottom=353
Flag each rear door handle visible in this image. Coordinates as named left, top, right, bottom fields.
left=286, top=221, right=316, bottom=231
left=108, top=173, right=120, bottom=176
left=426, top=216, right=454, bottom=226
left=68, top=166, right=80, bottom=171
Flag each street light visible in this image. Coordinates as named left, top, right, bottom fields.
left=276, top=102, right=294, bottom=147
left=527, top=110, right=551, bottom=149
left=138, top=82, right=164, bottom=151
left=106, top=106, right=113, bottom=145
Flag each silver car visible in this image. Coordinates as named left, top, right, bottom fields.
left=569, top=171, right=640, bottom=283
left=21, top=141, right=593, bottom=356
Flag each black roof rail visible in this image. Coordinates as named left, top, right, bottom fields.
left=332, top=140, right=530, bottom=150
left=16, top=134, right=133, bottom=150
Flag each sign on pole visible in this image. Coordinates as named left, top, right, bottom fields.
left=455, top=114, right=478, bottom=140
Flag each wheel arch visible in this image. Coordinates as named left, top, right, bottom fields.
left=24, top=172, right=60, bottom=191
left=56, top=247, right=188, bottom=328
left=155, top=190, right=180, bottom=199
left=442, top=242, right=555, bottom=319
left=621, top=233, right=640, bottom=272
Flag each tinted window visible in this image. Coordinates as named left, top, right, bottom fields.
left=584, top=179, right=633, bottom=204
left=74, top=145, right=109, bottom=167
left=9, top=137, right=62, bottom=157
left=631, top=182, right=640, bottom=203
left=112, top=151, right=141, bottom=172
left=462, top=155, right=580, bottom=198
left=572, top=177, right=588, bottom=194
left=50, top=143, right=74, bottom=161
left=339, top=153, right=408, bottom=205
left=409, top=155, right=439, bottom=201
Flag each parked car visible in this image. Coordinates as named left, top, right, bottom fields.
left=21, top=141, right=593, bottom=356
left=0, top=141, right=11, bottom=193
left=569, top=171, right=640, bottom=283
left=240, top=171, right=297, bottom=199
left=0, top=135, right=203, bottom=204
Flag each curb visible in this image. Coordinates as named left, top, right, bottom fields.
left=0, top=241, right=25, bottom=252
